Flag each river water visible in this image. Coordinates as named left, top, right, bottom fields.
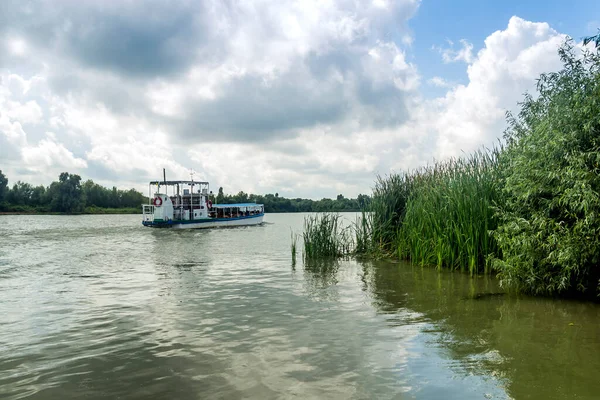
left=0, top=213, right=598, bottom=399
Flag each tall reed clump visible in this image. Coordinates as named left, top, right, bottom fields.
left=302, top=213, right=353, bottom=260
left=396, top=149, right=502, bottom=275
left=369, top=173, right=414, bottom=254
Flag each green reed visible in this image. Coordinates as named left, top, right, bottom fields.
left=302, top=213, right=353, bottom=261
left=369, top=173, right=414, bottom=253
left=296, top=149, right=502, bottom=273
left=353, top=210, right=388, bottom=258
left=396, top=149, right=502, bottom=275
left=366, top=148, right=502, bottom=274
left=296, top=150, right=502, bottom=272
left=291, top=230, right=298, bottom=267
left=354, top=210, right=371, bottom=255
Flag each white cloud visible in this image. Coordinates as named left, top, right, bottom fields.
left=7, top=37, right=27, bottom=56
left=431, top=16, right=565, bottom=159
left=0, top=0, right=424, bottom=196
left=0, top=117, right=27, bottom=146
left=4, top=100, right=43, bottom=124
left=21, top=135, right=88, bottom=170
left=0, top=3, right=574, bottom=199
left=435, top=39, right=475, bottom=64
left=427, top=76, right=454, bottom=88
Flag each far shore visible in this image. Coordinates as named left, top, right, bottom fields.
left=0, top=208, right=140, bottom=215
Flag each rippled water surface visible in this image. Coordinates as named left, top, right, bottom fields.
left=1, top=213, right=599, bottom=399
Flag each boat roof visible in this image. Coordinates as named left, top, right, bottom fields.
left=212, top=203, right=263, bottom=208
left=150, top=180, right=209, bottom=185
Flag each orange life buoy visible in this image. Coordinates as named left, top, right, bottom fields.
left=207, top=199, right=213, bottom=208
left=153, top=196, right=163, bottom=207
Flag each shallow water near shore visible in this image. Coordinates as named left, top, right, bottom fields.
left=1, top=213, right=599, bottom=399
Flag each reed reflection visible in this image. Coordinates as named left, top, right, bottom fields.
left=360, top=260, right=600, bottom=400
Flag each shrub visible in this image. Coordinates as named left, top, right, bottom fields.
left=494, top=40, right=600, bottom=296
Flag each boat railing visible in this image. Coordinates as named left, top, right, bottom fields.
left=142, top=204, right=154, bottom=221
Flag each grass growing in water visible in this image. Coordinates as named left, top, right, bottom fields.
left=366, top=148, right=501, bottom=275
left=354, top=211, right=372, bottom=256
left=369, top=173, right=414, bottom=253
left=291, top=230, right=298, bottom=267
left=298, top=211, right=384, bottom=262
left=302, top=213, right=353, bottom=260
left=354, top=211, right=389, bottom=258
left=397, top=149, right=502, bottom=275
left=294, top=149, right=504, bottom=276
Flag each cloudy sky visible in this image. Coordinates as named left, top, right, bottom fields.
left=1, top=0, right=598, bottom=198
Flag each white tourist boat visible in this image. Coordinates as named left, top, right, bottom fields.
left=142, top=179, right=264, bottom=229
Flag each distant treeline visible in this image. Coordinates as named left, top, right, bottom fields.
left=0, top=171, right=370, bottom=214
left=0, top=171, right=147, bottom=213
left=214, top=187, right=371, bottom=213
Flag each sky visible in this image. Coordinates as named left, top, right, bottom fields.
left=0, top=0, right=599, bottom=199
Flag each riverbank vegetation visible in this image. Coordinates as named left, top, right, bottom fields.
left=300, top=38, right=600, bottom=299
left=0, top=171, right=148, bottom=214
left=396, top=149, right=501, bottom=276
left=493, top=40, right=600, bottom=296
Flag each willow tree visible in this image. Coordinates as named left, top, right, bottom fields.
left=494, top=39, right=600, bottom=296
left=0, top=170, right=7, bottom=204
left=583, top=31, right=600, bottom=48
left=47, top=172, right=85, bottom=213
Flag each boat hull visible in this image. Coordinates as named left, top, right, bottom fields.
left=143, top=214, right=264, bottom=229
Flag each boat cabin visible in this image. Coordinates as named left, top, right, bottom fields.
left=210, top=203, right=264, bottom=219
